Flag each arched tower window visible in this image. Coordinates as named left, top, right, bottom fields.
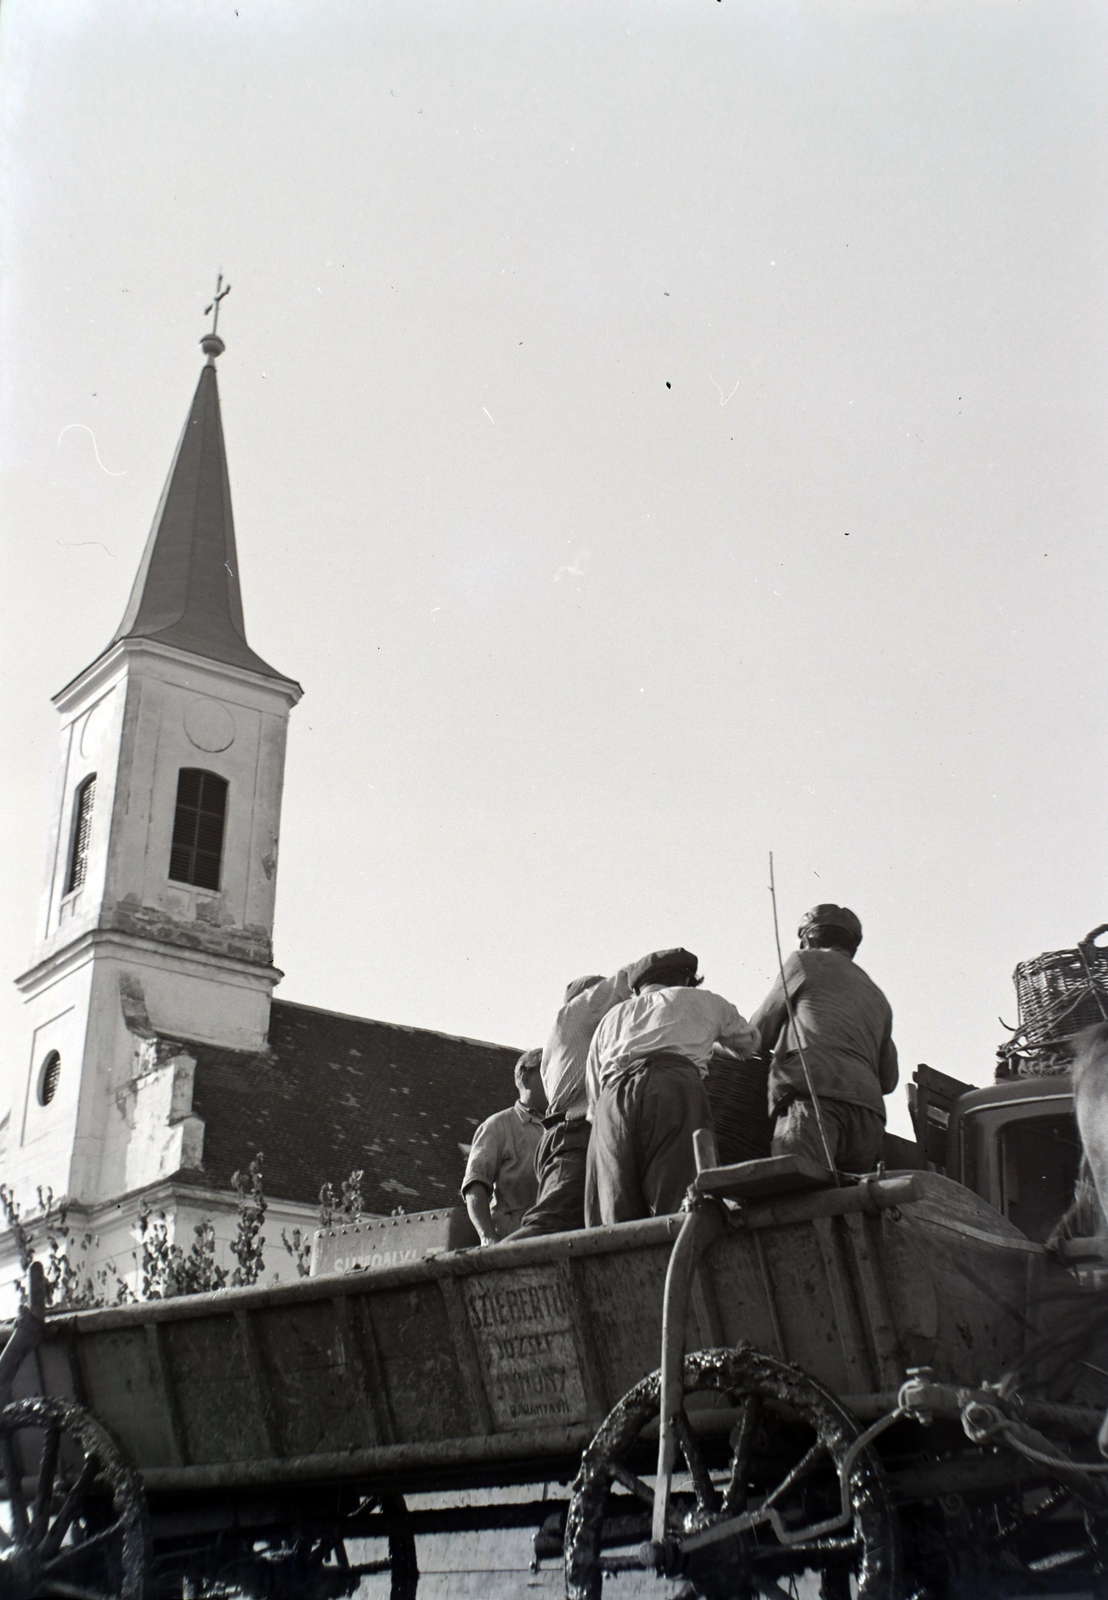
left=169, top=768, right=228, bottom=891
left=66, top=775, right=96, bottom=893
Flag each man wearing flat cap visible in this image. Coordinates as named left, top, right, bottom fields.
left=508, top=965, right=635, bottom=1239
left=461, top=1048, right=546, bottom=1244
left=750, top=905, right=898, bottom=1173
left=584, top=949, right=759, bottom=1225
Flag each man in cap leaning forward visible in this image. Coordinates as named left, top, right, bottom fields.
left=507, top=966, right=635, bottom=1239
left=585, top=949, right=759, bottom=1225
left=750, top=904, right=898, bottom=1173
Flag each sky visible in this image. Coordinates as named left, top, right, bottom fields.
left=1, top=0, right=1105, bottom=1142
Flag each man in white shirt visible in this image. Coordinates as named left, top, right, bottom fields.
left=461, top=1049, right=546, bottom=1244
left=509, top=966, right=633, bottom=1239
left=585, top=948, right=759, bottom=1225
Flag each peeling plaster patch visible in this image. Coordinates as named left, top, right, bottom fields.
left=118, top=972, right=155, bottom=1037
left=261, top=852, right=277, bottom=881
left=103, top=899, right=273, bottom=966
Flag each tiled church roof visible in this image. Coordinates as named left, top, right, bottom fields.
left=179, top=998, right=522, bottom=1214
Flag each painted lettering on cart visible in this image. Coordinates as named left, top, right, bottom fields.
left=332, top=1248, right=421, bottom=1272
left=463, top=1267, right=587, bottom=1428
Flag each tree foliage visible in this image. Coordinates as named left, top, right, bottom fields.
left=282, top=1167, right=367, bottom=1279
left=2, top=1154, right=271, bottom=1309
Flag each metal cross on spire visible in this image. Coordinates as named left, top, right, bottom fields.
left=204, top=273, right=232, bottom=335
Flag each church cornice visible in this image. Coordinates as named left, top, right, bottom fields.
left=53, top=637, right=302, bottom=716
left=15, top=928, right=284, bottom=1000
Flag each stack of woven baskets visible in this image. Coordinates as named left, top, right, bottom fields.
left=997, top=924, right=1108, bottom=1078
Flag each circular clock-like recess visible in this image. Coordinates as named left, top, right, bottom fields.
left=184, top=698, right=236, bottom=752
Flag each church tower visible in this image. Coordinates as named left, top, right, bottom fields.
left=9, top=323, right=302, bottom=1211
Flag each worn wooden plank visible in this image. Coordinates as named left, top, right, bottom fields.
left=690, top=1266, right=725, bottom=1350
left=812, top=1217, right=872, bottom=1394
left=233, top=1307, right=283, bottom=1458
left=568, top=1244, right=670, bottom=1407
left=751, top=1233, right=786, bottom=1359
left=842, top=1213, right=902, bottom=1389
left=252, top=1302, right=363, bottom=1457
left=558, top=1259, right=609, bottom=1426
left=695, top=1153, right=834, bottom=1201
left=144, top=1322, right=187, bottom=1467
left=366, top=1282, right=474, bottom=1444
left=328, top=1295, right=382, bottom=1449
left=347, top=1295, right=397, bottom=1446
left=438, top=1277, right=495, bottom=1437
left=161, top=1313, right=269, bottom=1464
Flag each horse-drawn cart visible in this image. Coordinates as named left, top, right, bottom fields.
left=2, top=1156, right=1107, bottom=1598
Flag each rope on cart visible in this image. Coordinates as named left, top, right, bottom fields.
left=961, top=1399, right=1108, bottom=1477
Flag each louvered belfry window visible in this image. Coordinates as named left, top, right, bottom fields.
left=169, top=769, right=228, bottom=891
left=66, top=775, right=96, bottom=893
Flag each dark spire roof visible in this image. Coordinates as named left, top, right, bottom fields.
left=108, top=337, right=289, bottom=681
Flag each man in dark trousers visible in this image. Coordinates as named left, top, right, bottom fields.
left=509, top=966, right=633, bottom=1239
left=584, top=948, right=758, bottom=1225
left=750, top=904, right=898, bottom=1173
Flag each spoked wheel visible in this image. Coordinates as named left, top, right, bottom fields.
left=565, top=1346, right=900, bottom=1600
left=161, top=1494, right=419, bottom=1599
left=0, top=1396, right=150, bottom=1600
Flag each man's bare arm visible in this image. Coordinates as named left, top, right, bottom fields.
left=463, top=1182, right=498, bottom=1247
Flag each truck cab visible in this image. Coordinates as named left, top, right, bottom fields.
left=906, top=1063, right=1083, bottom=1244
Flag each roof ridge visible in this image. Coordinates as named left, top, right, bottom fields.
left=270, top=996, right=521, bottom=1054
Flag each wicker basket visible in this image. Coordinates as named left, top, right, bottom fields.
left=997, top=925, right=1108, bottom=1078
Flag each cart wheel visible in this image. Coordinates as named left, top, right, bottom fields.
left=565, top=1345, right=900, bottom=1600
left=0, top=1395, right=150, bottom=1600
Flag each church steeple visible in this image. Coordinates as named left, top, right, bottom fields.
left=107, top=328, right=286, bottom=681
left=11, top=311, right=302, bottom=1215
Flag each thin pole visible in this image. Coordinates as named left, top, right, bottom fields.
left=769, top=852, right=840, bottom=1185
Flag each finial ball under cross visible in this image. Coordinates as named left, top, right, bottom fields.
left=200, top=273, right=231, bottom=364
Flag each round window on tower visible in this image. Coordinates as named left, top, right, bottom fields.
left=38, top=1051, right=61, bottom=1107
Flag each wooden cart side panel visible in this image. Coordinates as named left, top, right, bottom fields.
left=570, top=1241, right=672, bottom=1413
left=362, top=1281, right=477, bottom=1445
left=72, top=1327, right=182, bottom=1468
left=811, top=1216, right=877, bottom=1394
left=331, top=1292, right=392, bottom=1448
left=709, top=1223, right=862, bottom=1395
left=887, top=1225, right=1029, bottom=1382
left=163, top=1312, right=270, bottom=1463
left=707, top=1227, right=791, bottom=1369
left=251, top=1301, right=368, bottom=1458
left=876, top=1196, right=1032, bottom=1384
left=840, top=1212, right=905, bottom=1390
left=459, top=1264, right=588, bottom=1432
left=35, top=1337, right=80, bottom=1407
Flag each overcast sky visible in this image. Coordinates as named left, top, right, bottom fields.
left=1, top=0, right=1105, bottom=1140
